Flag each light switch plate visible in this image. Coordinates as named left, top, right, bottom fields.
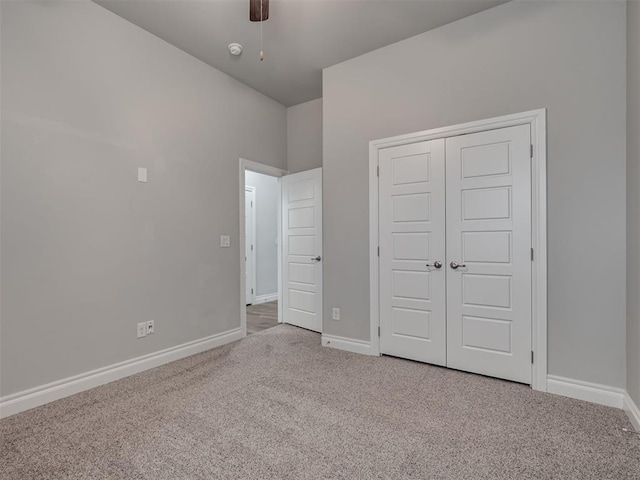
left=138, top=167, right=148, bottom=183
left=220, top=235, right=230, bottom=247
left=137, top=322, right=147, bottom=338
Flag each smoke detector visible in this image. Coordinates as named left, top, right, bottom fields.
left=228, top=43, right=243, bottom=56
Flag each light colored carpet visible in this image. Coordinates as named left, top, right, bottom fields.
left=1, top=325, right=639, bottom=479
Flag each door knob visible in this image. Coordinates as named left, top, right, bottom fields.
left=312, top=256, right=322, bottom=262
left=426, top=261, right=442, bottom=269
left=450, top=261, right=466, bottom=269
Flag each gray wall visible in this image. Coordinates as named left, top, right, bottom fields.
left=0, top=0, right=286, bottom=396
left=287, top=99, right=323, bottom=173
left=323, top=0, right=627, bottom=387
left=628, top=0, right=640, bottom=405
left=245, top=171, right=279, bottom=298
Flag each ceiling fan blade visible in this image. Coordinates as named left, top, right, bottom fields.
left=250, top=0, right=269, bottom=22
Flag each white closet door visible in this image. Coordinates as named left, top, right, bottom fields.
left=379, top=140, right=447, bottom=365
left=282, top=168, right=323, bottom=332
left=445, top=125, right=532, bottom=383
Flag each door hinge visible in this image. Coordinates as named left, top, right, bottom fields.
left=531, top=351, right=534, bottom=364
left=531, top=248, right=534, bottom=261
left=251, top=288, right=254, bottom=294
left=251, top=244, right=254, bottom=251
left=377, top=166, right=379, bottom=177
left=378, top=326, right=381, bottom=337
left=530, top=144, right=533, bottom=159
left=377, top=246, right=380, bottom=257
left=251, top=201, right=253, bottom=207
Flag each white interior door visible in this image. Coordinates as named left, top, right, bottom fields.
left=379, top=140, right=447, bottom=365
left=245, top=187, right=256, bottom=305
left=282, top=168, right=323, bottom=332
left=445, top=125, right=532, bottom=383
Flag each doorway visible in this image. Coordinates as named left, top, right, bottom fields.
left=239, top=159, right=324, bottom=337
left=369, top=110, right=547, bottom=391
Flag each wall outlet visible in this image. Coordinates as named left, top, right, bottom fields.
left=332, top=307, right=340, bottom=321
left=220, top=235, right=230, bottom=247
left=146, top=320, right=154, bottom=335
left=137, top=167, right=148, bottom=183
left=137, top=322, right=147, bottom=338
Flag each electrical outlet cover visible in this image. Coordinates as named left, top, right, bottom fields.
left=147, top=320, right=155, bottom=334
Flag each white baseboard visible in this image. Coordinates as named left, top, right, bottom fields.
left=546, top=375, right=625, bottom=409
left=321, top=334, right=372, bottom=356
left=0, top=327, right=243, bottom=419
left=623, top=391, right=640, bottom=431
left=252, top=293, right=278, bottom=305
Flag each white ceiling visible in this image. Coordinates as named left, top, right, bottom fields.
left=94, top=0, right=508, bottom=107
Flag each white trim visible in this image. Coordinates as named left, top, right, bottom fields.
left=546, top=375, right=624, bottom=409
left=321, top=334, right=372, bottom=356
left=244, top=185, right=257, bottom=305
left=239, top=159, right=288, bottom=335
left=369, top=109, right=548, bottom=392
left=0, top=328, right=243, bottom=419
left=253, top=293, right=278, bottom=305
left=623, top=391, right=640, bottom=431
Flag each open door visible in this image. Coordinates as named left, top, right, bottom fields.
left=281, top=168, right=323, bottom=332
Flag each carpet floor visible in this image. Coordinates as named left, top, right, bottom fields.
left=1, top=325, right=639, bottom=479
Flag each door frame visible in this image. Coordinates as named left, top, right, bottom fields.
left=239, top=158, right=288, bottom=337
left=244, top=186, right=257, bottom=305
left=368, top=109, right=548, bottom=392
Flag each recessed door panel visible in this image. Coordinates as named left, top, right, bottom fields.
left=393, top=308, right=431, bottom=340
left=462, top=316, right=512, bottom=353
left=392, top=270, right=430, bottom=301
left=462, top=187, right=511, bottom=220
left=379, top=140, right=446, bottom=366
left=393, top=153, right=431, bottom=185
left=392, top=193, right=430, bottom=223
left=393, top=233, right=430, bottom=261
left=463, top=274, right=512, bottom=309
left=288, top=263, right=315, bottom=285
left=288, top=179, right=315, bottom=202
left=462, top=231, right=511, bottom=264
left=289, top=206, right=315, bottom=229
left=461, top=142, right=511, bottom=179
left=289, top=236, right=315, bottom=256
left=289, top=289, right=315, bottom=313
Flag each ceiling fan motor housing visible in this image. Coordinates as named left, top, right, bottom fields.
left=250, top=0, right=269, bottom=22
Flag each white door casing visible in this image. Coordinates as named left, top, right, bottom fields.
left=379, top=140, right=447, bottom=365
left=445, top=125, right=532, bottom=383
left=282, top=168, right=323, bottom=332
left=245, top=187, right=256, bottom=305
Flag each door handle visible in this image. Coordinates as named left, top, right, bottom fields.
left=426, top=261, right=442, bottom=269
left=312, top=256, right=322, bottom=262
left=450, top=261, right=466, bottom=269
